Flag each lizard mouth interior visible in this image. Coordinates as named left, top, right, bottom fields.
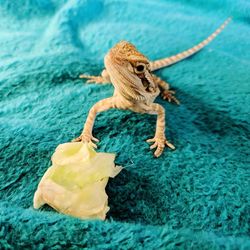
left=137, top=73, right=152, bottom=92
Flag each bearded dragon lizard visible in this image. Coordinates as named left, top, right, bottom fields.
left=73, top=18, right=231, bottom=157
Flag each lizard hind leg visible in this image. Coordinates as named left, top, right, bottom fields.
left=153, top=74, right=180, bottom=105
left=161, top=89, right=180, bottom=105
left=79, top=69, right=111, bottom=84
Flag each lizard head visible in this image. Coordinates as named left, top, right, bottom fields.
left=104, top=41, right=157, bottom=100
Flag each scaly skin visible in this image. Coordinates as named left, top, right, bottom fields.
left=74, top=18, right=231, bottom=157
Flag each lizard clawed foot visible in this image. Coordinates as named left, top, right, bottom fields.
left=79, top=74, right=106, bottom=84
left=147, top=136, right=175, bottom=157
left=72, top=133, right=99, bottom=148
left=161, top=90, right=180, bottom=105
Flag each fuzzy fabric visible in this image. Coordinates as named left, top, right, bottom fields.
left=0, top=0, right=249, bottom=249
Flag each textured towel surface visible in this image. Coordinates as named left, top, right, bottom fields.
left=0, top=0, right=249, bottom=249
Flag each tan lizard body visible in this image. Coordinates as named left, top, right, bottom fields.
left=74, top=18, right=231, bottom=157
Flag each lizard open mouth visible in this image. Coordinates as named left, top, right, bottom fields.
left=137, top=73, right=153, bottom=92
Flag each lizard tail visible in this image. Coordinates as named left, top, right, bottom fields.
left=150, top=17, right=232, bottom=71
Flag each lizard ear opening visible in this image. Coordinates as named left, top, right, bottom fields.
left=127, top=63, right=134, bottom=73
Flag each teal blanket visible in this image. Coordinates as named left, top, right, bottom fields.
left=0, top=0, right=249, bottom=249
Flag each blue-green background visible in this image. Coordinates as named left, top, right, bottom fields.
left=0, top=0, right=249, bottom=249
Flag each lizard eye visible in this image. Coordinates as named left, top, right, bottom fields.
left=135, top=64, right=145, bottom=73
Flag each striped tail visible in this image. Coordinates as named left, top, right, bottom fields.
left=150, top=17, right=232, bottom=71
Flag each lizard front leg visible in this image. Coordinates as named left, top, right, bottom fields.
left=73, top=97, right=116, bottom=147
left=153, top=74, right=180, bottom=105
left=146, top=103, right=175, bottom=157
left=79, top=69, right=111, bottom=84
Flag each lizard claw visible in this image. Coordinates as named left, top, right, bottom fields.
left=72, top=133, right=99, bottom=148
left=146, top=136, right=175, bottom=157
left=161, top=90, right=180, bottom=105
